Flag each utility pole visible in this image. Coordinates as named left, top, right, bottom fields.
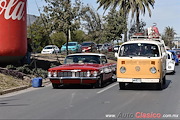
left=65, top=0, right=71, bottom=55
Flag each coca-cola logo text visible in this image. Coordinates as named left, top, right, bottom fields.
left=0, top=0, right=25, bottom=20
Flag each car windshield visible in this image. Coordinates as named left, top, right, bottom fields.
left=64, top=55, right=100, bottom=64
left=44, top=46, right=55, bottom=49
left=64, top=43, right=77, bottom=46
left=97, top=45, right=102, bottom=48
left=81, top=42, right=91, bottom=46
left=119, top=43, right=160, bottom=57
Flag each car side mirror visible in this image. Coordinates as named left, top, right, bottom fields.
left=115, top=52, right=118, bottom=58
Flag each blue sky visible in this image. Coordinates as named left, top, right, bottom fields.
left=27, top=0, right=180, bottom=35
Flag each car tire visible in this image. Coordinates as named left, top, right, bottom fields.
left=52, top=83, right=60, bottom=89
left=156, top=81, right=163, bottom=90
left=119, top=82, right=125, bottom=90
left=94, top=75, right=103, bottom=88
left=111, top=72, right=117, bottom=82
left=163, top=76, right=166, bottom=85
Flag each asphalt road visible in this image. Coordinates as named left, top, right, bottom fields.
left=0, top=65, right=180, bottom=120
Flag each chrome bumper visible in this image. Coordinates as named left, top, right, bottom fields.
left=48, top=77, right=99, bottom=80
left=117, top=78, right=160, bottom=83
left=48, top=77, right=99, bottom=84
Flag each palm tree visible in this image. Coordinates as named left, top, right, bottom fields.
left=163, top=26, right=176, bottom=48
left=97, top=0, right=155, bottom=40
left=97, top=0, right=129, bottom=41
left=130, top=0, right=155, bottom=32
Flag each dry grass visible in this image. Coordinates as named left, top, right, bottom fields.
left=0, top=73, right=31, bottom=91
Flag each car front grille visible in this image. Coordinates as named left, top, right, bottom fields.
left=58, top=72, right=87, bottom=77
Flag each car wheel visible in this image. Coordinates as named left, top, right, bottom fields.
left=156, top=81, right=163, bottom=90
left=163, top=76, right=166, bottom=85
left=94, top=75, right=103, bottom=88
left=52, top=83, right=60, bottom=89
left=119, top=82, right=125, bottom=90
left=111, top=73, right=117, bottom=82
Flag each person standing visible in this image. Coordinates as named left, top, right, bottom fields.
left=26, top=38, right=33, bottom=64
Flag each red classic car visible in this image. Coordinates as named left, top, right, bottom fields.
left=48, top=53, right=116, bottom=88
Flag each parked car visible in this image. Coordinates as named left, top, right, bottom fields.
left=41, top=45, right=60, bottom=54
left=81, top=42, right=97, bottom=52
left=173, top=48, right=180, bottom=61
left=61, top=42, right=81, bottom=52
left=104, top=43, right=110, bottom=51
left=97, top=44, right=105, bottom=51
left=48, top=53, right=116, bottom=88
left=113, top=45, right=121, bottom=52
left=108, top=44, right=114, bottom=52
left=167, top=50, right=179, bottom=65
left=166, top=51, right=175, bottom=74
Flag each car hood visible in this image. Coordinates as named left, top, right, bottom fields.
left=48, top=64, right=104, bottom=71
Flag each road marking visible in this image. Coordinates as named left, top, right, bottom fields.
left=97, top=82, right=118, bottom=94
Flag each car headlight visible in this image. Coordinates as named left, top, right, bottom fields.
left=120, top=66, right=126, bottom=73
left=87, top=71, right=91, bottom=77
left=87, top=47, right=91, bottom=50
left=93, top=71, right=98, bottom=77
left=150, top=67, right=157, bottom=74
left=53, top=71, right=57, bottom=77
left=168, top=66, right=172, bottom=69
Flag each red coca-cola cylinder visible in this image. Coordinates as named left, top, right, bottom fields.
left=0, top=0, right=27, bottom=62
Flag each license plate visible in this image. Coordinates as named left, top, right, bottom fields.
left=132, top=79, right=141, bottom=83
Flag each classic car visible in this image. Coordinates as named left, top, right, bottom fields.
left=41, top=45, right=60, bottom=54
left=48, top=53, right=116, bottom=88
left=61, top=42, right=81, bottom=52
left=166, top=51, right=175, bottom=74
left=116, top=36, right=167, bottom=90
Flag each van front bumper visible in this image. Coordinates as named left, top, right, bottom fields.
left=117, top=78, right=160, bottom=83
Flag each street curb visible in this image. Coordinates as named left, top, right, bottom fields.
left=0, top=85, right=31, bottom=95
left=0, top=79, right=51, bottom=95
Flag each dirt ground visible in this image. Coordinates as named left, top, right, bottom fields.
left=0, top=54, right=62, bottom=93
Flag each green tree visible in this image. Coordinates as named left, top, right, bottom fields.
left=43, top=0, right=86, bottom=54
left=81, top=6, right=105, bottom=44
left=50, top=32, right=67, bottom=48
left=71, top=30, right=87, bottom=43
left=27, top=17, right=51, bottom=53
left=103, top=9, right=126, bottom=42
left=162, top=26, right=176, bottom=48
left=129, top=19, right=146, bottom=37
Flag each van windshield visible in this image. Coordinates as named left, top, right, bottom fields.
left=119, top=43, right=160, bottom=57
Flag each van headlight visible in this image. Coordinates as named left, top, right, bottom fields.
left=150, top=67, right=157, bottom=74
left=120, top=66, right=126, bottom=73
